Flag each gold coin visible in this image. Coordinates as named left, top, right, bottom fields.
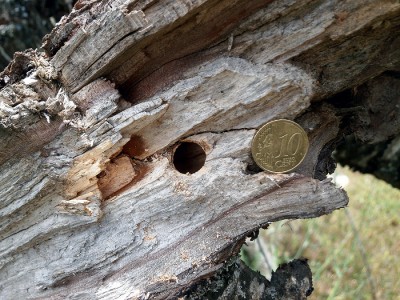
left=251, top=119, right=309, bottom=173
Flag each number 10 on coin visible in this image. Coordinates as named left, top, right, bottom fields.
left=251, top=119, right=309, bottom=173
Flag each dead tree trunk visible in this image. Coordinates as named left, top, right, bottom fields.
left=0, top=0, right=399, bottom=299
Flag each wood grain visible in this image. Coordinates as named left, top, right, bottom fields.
left=0, top=0, right=399, bottom=298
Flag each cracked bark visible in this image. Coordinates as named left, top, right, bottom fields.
left=0, top=0, right=399, bottom=299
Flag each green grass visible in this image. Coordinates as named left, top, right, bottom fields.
left=241, top=165, right=400, bottom=300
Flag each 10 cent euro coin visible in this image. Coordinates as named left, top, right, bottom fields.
left=251, top=119, right=309, bottom=173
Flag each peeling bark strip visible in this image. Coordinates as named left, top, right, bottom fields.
left=0, top=0, right=399, bottom=299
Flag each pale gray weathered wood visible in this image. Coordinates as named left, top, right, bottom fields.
left=0, top=0, right=399, bottom=298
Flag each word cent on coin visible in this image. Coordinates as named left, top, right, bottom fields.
left=251, top=119, right=309, bottom=173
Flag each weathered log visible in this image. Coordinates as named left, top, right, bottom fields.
left=184, top=257, right=313, bottom=300
left=0, top=0, right=399, bottom=299
left=334, top=72, right=400, bottom=188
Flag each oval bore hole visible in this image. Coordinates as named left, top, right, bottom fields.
left=173, top=142, right=206, bottom=174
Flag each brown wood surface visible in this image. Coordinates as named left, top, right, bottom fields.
left=0, top=0, right=399, bottom=299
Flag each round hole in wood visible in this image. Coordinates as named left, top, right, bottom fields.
left=173, top=142, right=206, bottom=174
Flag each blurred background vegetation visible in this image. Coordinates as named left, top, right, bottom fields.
left=0, top=0, right=74, bottom=70
left=1, top=1, right=399, bottom=299
left=241, top=165, right=400, bottom=300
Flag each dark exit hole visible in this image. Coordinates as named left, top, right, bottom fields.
left=173, top=142, right=206, bottom=174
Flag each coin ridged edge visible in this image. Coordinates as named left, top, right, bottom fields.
left=251, top=119, right=309, bottom=173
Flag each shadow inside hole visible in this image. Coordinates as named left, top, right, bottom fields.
left=173, top=142, right=206, bottom=174
left=245, top=163, right=263, bottom=174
